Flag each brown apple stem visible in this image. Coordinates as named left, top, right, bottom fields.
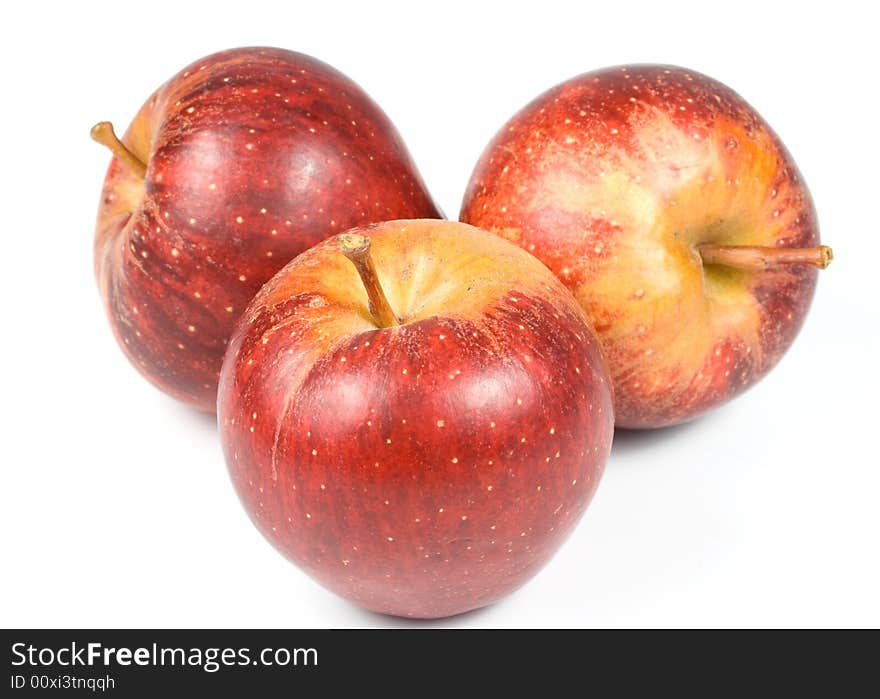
left=339, top=233, right=400, bottom=328
left=90, top=121, right=147, bottom=180
left=698, top=244, right=833, bottom=271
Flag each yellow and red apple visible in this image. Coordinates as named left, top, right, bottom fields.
left=462, top=64, right=832, bottom=428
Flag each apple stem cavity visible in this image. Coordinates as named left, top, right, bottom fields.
left=698, top=244, right=833, bottom=271
left=339, top=233, right=401, bottom=328
left=90, top=121, right=147, bottom=180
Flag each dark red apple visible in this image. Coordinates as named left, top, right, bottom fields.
left=92, top=47, right=440, bottom=411
left=461, top=64, right=832, bottom=428
left=218, top=219, right=613, bottom=618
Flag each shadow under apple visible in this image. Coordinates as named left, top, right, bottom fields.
left=609, top=407, right=729, bottom=458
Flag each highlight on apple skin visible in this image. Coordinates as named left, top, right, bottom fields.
left=92, top=47, right=441, bottom=411
left=218, top=220, right=614, bottom=619
left=461, top=64, right=832, bottom=429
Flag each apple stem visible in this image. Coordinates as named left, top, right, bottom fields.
left=90, top=121, right=147, bottom=180
left=698, top=244, right=833, bottom=271
left=339, top=233, right=400, bottom=328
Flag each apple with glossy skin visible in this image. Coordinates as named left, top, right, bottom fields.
left=92, top=47, right=440, bottom=411
left=218, top=219, right=613, bottom=618
left=461, top=64, right=832, bottom=429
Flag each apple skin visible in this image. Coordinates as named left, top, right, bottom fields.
left=94, top=47, right=440, bottom=411
left=218, top=220, right=613, bottom=618
left=461, top=65, right=823, bottom=428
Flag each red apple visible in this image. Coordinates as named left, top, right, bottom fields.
left=92, top=47, right=440, bottom=411
left=461, top=64, right=832, bottom=428
left=218, top=220, right=613, bottom=618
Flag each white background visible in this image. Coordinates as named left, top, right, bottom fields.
left=1, top=0, right=877, bottom=628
